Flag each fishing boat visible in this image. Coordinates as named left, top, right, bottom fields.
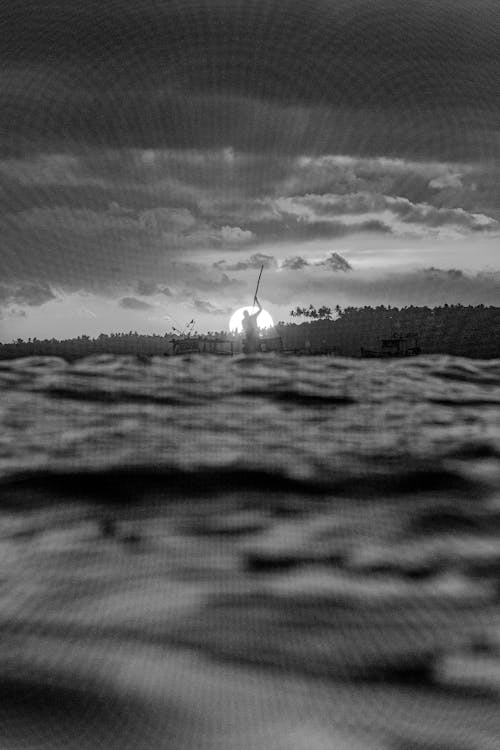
left=360, top=332, right=421, bottom=358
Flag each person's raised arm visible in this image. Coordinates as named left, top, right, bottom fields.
left=254, top=296, right=262, bottom=312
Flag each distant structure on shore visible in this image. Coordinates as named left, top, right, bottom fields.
left=360, top=332, right=421, bottom=359
left=1, top=305, right=499, bottom=360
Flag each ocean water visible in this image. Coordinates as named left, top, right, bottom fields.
left=1, top=353, right=500, bottom=749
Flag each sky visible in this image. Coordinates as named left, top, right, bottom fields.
left=0, top=0, right=499, bottom=341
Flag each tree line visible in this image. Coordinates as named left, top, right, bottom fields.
left=1, top=304, right=499, bottom=359
left=276, top=303, right=500, bottom=358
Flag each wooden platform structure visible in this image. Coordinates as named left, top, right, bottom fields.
left=171, top=334, right=283, bottom=356
left=172, top=337, right=235, bottom=355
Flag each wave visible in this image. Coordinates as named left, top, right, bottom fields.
left=0, top=462, right=486, bottom=508
left=0, top=353, right=498, bottom=503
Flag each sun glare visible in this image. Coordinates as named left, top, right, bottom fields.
left=229, top=306, right=274, bottom=333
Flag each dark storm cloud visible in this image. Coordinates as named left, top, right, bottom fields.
left=118, top=297, right=154, bottom=311
left=1, top=0, right=500, bottom=160
left=1, top=0, right=500, bottom=325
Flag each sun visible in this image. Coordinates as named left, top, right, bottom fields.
left=229, top=306, right=274, bottom=333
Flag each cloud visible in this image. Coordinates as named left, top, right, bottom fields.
left=280, top=251, right=352, bottom=271
left=428, top=173, right=464, bottom=190
left=193, top=299, right=232, bottom=315
left=317, top=252, right=352, bottom=271
left=137, top=206, right=254, bottom=248
left=215, top=250, right=351, bottom=275
left=280, top=155, right=465, bottom=200
left=219, top=225, right=254, bottom=243
left=108, top=201, right=136, bottom=216
left=118, top=297, right=154, bottom=311
left=5, top=206, right=137, bottom=234
left=351, top=268, right=500, bottom=307
left=2, top=308, right=27, bottom=319
left=139, top=207, right=197, bottom=233
left=1, top=150, right=497, bottom=288
left=5, top=149, right=494, bottom=226
left=281, top=256, right=309, bottom=270
left=269, top=192, right=497, bottom=239
left=2, top=1, right=500, bottom=163
left=0, top=283, right=56, bottom=307
left=213, top=252, right=276, bottom=271
left=135, top=281, right=172, bottom=297
left=0, top=153, right=106, bottom=187
left=0, top=198, right=256, bottom=295
left=0, top=145, right=498, bottom=332
left=269, top=266, right=500, bottom=309
left=77, top=307, right=97, bottom=319
left=174, top=266, right=243, bottom=294
left=1, top=149, right=492, bottom=220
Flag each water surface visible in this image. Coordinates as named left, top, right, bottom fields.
left=1, top=353, right=500, bottom=749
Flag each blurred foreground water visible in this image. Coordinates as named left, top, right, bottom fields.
left=1, top=353, right=500, bottom=749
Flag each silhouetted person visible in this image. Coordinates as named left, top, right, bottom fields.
left=242, top=298, right=262, bottom=353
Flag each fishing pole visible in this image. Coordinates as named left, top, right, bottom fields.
left=253, top=265, right=264, bottom=306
